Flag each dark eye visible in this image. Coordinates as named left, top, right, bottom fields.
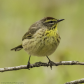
left=48, top=21, right=54, bottom=23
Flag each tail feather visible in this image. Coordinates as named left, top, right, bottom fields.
left=11, top=44, right=23, bottom=51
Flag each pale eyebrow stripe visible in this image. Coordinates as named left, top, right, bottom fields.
left=45, top=19, right=57, bottom=22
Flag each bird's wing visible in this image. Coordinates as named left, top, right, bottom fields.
left=22, top=22, right=41, bottom=40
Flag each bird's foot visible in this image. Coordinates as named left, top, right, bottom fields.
left=48, top=60, right=56, bottom=69
left=27, top=55, right=31, bottom=70
left=27, top=61, right=31, bottom=70
left=46, top=56, right=57, bottom=69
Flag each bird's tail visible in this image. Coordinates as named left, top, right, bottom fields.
left=11, top=44, right=23, bottom=51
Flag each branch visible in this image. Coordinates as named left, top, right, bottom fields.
left=0, top=61, right=84, bottom=72
left=65, top=78, right=84, bottom=84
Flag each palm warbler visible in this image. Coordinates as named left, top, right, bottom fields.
left=11, top=17, right=64, bottom=69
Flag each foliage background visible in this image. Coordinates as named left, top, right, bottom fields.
left=0, top=0, right=84, bottom=84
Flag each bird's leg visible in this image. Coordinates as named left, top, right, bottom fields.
left=46, top=56, right=56, bottom=69
left=27, top=55, right=31, bottom=69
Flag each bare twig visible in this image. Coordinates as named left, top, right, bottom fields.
left=0, top=61, right=84, bottom=72
left=65, top=78, right=84, bottom=84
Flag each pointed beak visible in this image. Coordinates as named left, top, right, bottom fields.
left=57, top=19, right=64, bottom=23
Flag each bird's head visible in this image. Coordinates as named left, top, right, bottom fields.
left=41, top=17, right=64, bottom=30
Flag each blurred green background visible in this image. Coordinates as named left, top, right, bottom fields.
left=0, top=0, right=84, bottom=84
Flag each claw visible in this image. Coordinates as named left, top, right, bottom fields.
left=48, top=60, right=56, bottom=69
left=46, top=56, right=55, bottom=69
left=27, top=61, right=30, bottom=70
left=27, top=55, right=31, bottom=70
left=48, top=60, right=52, bottom=69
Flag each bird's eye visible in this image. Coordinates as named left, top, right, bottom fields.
left=48, top=21, right=54, bottom=23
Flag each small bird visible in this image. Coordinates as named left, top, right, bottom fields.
left=11, top=17, right=64, bottom=69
